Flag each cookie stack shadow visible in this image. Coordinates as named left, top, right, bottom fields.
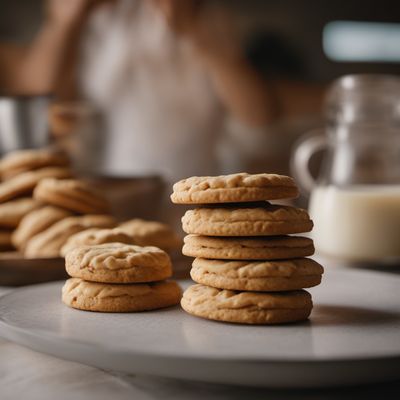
left=62, top=243, right=182, bottom=313
left=171, top=173, right=324, bottom=325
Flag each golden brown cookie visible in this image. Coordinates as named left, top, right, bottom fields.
left=11, top=206, right=72, bottom=251
left=190, top=258, right=323, bottom=291
left=0, top=148, right=69, bottom=180
left=183, top=234, right=314, bottom=260
left=0, top=230, right=13, bottom=250
left=33, top=178, right=110, bottom=214
left=181, top=284, right=312, bottom=324
left=0, top=167, right=72, bottom=203
left=1, top=165, right=32, bottom=181
left=182, top=204, right=313, bottom=237
left=62, top=278, right=182, bottom=312
left=0, top=198, right=40, bottom=228
left=118, top=218, right=182, bottom=251
left=171, top=173, right=299, bottom=204
left=24, top=215, right=116, bottom=258
left=65, top=242, right=173, bottom=283
left=61, top=228, right=134, bottom=257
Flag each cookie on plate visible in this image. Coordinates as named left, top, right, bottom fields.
left=65, top=242, right=172, bottom=283
left=181, top=284, right=312, bottom=324
left=62, top=278, right=182, bottom=312
left=190, top=258, right=323, bottom=291
left=118, top=218, right=182, bottom=251
left=182, top=204, right=313, bottom=237
left=24, top=215, right=116, bottom=258
left=12, top=206, right=72, bottom=251
left=61, top=228, right=134, bottom=257
left=171, top=173, right=299, bottom=204
left=0, top=167, right=72, bottom=203
left=0, top=148, right=69, bottom=180
left=33, top=178, right=110, bottom=214
left=183, top=234, right=314, bottom=260
left=0, top=198, right=40, bottom=228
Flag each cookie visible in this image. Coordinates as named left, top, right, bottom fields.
left=61, top=228, right=134, bottom=257
left=181, top=284, right=312, bottom=324
left=118, top=218, right=182, bottom=251
left=65, top=242, right=173, bottom=283
left=0, top=230, right=13, bottom=250
left=182, top=204, right=313, bottom=237
left=183, top=234, right=314, bottom=260
left=0, top=198, right=40, bottom=228
left=24, top=215, right=116, bottom=258
left=171, top=173, right=299, bottom=204
left=190, top=258, right=323, bottom=291
left=11, top=206, right=72, bottom=251
left=62, top=278, right=182, bottom=312
left=0, top=167, right=72, bottom=203
left=33, top=178, right=110, bottom=214
left=0, top=148, right=69, bottom=180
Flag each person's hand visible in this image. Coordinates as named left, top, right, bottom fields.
left=46, top=0, right=90, bottom=26
left=152, top=0, right=242, bottom=60
left=46, top=0, right=114, bottom=27
left=152, top=0, right=202, bottom=34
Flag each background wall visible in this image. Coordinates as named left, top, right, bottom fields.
left=1, top=0, right=400, bottom=82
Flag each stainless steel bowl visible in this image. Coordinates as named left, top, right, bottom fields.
left=0, top=95, right=51, bottom=155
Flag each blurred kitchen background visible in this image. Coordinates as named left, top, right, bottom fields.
left=1, top=0, right=399, bottom=221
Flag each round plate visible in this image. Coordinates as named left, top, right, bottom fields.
left=0, top=267, right=400, bottom=388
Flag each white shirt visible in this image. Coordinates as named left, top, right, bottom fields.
left=79, top=0, right=224, bottom=182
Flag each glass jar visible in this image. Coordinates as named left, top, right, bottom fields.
left=292, top=74, right=400, bottom=263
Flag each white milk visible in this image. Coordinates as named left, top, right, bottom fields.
left=309, top=185, right=400, bottom=262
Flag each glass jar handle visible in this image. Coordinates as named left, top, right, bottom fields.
left=291, top=130, right=327, bottom=195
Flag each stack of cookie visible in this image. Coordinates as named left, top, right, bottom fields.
left=0, top=148, right=72, bottom=251
left=62, top=243, right=182, bottom=313
left=171, top=173, right=324, bottom=325
left=12, top=177, right=116, bottom=258
left=0, top=148, right=183, bottom=262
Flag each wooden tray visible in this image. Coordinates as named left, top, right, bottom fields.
left=0, top=252, right=67, bottom=286
left=0, top=251, right=190, bottom=286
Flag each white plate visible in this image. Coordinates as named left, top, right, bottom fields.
left=0, top=267, right=400, bottom=388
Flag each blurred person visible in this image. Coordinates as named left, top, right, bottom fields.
left=0, top=0, right=287, bottom=182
